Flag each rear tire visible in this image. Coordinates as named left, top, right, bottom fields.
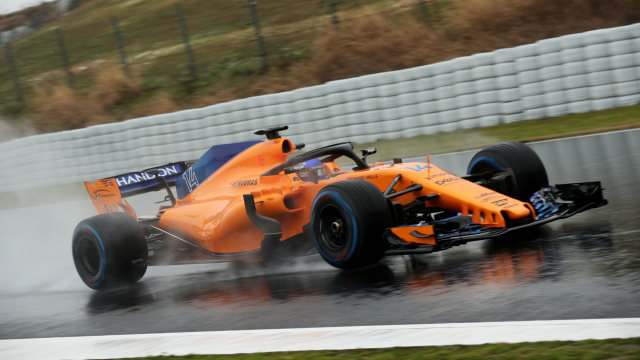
left=467, top=141, right=548, bottom=201
left=311, top=180, right=392, bottom=269
left=72, top=212, right=148, bottom=290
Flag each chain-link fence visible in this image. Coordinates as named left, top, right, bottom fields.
left=0, top=0, right=434, bottom=108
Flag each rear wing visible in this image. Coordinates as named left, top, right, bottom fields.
left=84, top=162, right=190, bottom=218
left=109, top=162, right=189, bottom=196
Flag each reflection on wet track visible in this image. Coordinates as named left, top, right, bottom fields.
left=1, top=130, right=639, bottom=339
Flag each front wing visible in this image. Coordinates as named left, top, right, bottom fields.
left=385, top=182, right=607, bottom=255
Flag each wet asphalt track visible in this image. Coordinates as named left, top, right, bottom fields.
left=0, top=130, right=638, bottom=340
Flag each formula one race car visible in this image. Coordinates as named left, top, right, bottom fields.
left=73, top=126, right=607, bottom=290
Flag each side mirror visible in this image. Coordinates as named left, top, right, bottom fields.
left=360, top=147, right=377, bottom=162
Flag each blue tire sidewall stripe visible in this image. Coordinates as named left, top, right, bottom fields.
left=468, top=156, right=504, bottom=174
left=311, top=190, right=358, bottom=265
left=73, top=224, right=107, bottom=287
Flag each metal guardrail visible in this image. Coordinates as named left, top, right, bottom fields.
left=0, top=23, right=638, bottom=191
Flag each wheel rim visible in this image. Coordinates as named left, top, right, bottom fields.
left=318, top=204, right=352, bottom=255
left=78, top=236, right=101, bottom=276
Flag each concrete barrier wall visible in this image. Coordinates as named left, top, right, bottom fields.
left=1, top=23, right=639, bottom=191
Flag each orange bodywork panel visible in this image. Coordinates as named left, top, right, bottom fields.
left=362, top=163, right=535, bottom=228
left=157, top=139, right=310, bottom=253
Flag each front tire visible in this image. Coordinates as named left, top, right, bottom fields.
left=467, top=141, right=548, bottom=201
left=311, top=180, right=392, bottom=269
left=72, top=212, right=148, bottom=290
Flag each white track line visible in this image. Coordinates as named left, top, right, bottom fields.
left=2, top=318, right=639, bottom=360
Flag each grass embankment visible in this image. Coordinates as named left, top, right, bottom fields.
left=2, top=0, right=639, bottom=133
left=120, top=338, right=640, bottom=360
